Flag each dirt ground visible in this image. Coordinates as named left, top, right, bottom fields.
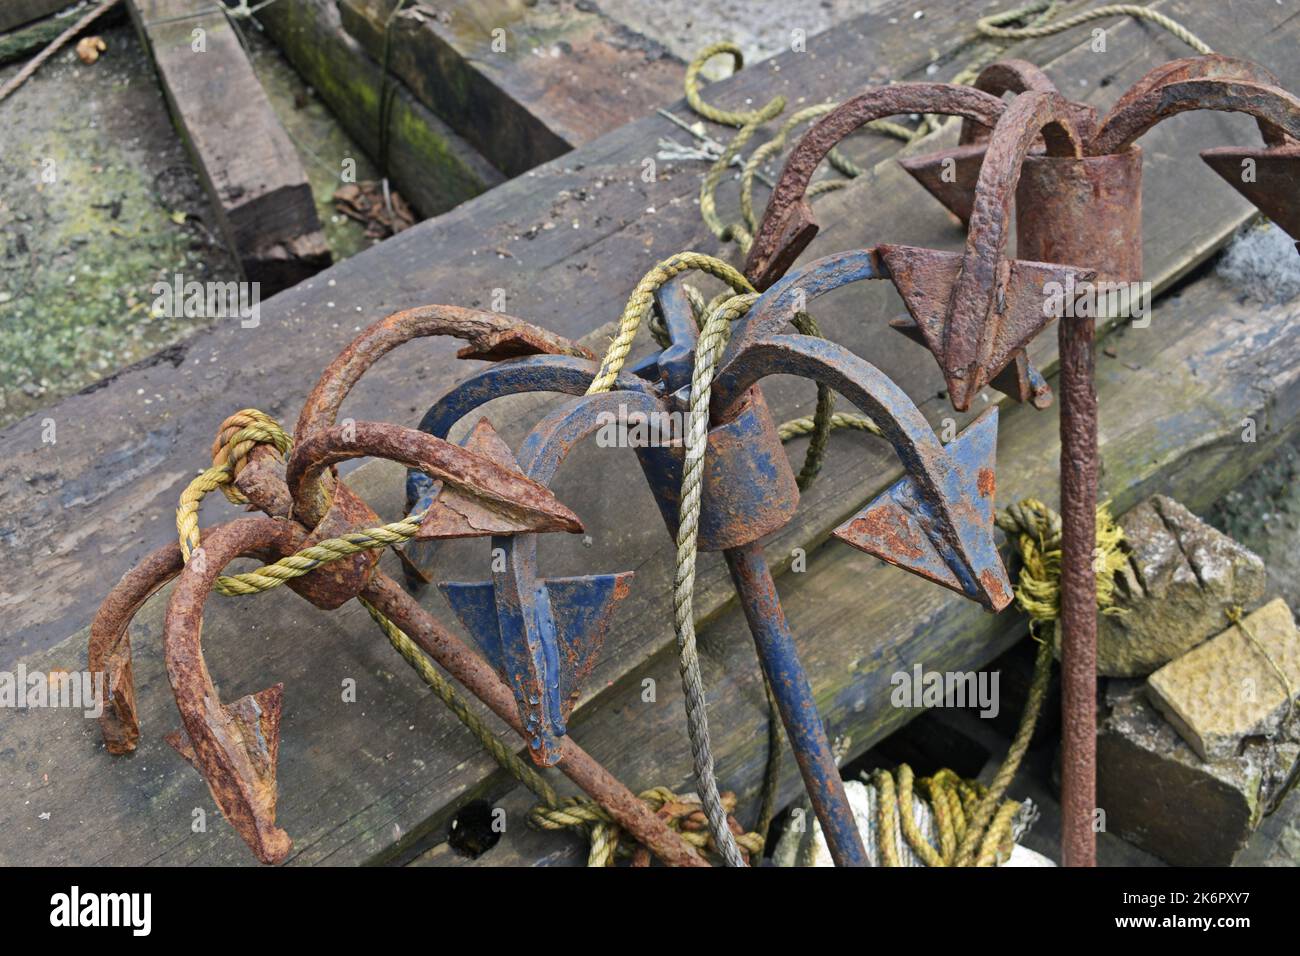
left=0, top=16, right=373, bottom=427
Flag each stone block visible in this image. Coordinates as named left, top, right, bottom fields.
left=1147, top=599, right=1300, bottom=761
left=1096, top=496, right=1266, bottom=676
left=1098, top=679, right=1298, bottom=865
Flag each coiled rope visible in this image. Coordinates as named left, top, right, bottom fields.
left=856, top=499, right=1128, bottom=866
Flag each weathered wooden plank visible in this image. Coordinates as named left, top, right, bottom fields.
left=253, top=0, right=505, bottom=219
left=0, top=0, right=1023, bottom=663
left=128, top=0, right=330, bottom=291
left=337, top=0, right=684, bottom=176
left=0, top=0, right=73, bottom=33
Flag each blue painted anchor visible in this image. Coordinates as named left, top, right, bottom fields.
left=401, top=252, right=1017, bottom=865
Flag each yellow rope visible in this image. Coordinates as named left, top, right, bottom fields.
left=868, top=764, right=1021, bottom=867
left=176, top=409, right=291, bottom=560
left=177, top=408, right=750, bottom=867
left=996, top=497, right=1129, bottom=626
left=862, top=499, right=1128, bottom=867
left=212, top=512, right=428, bottom=596
left=174, top=408, right=432, bottom=596
left=977, top=2, right=1211, bottom=56
left=529, top=787, right=764, bottom=867
left=586, top=251, right=753, bottom=395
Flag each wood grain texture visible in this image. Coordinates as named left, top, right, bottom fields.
left=337, top=0, right=684, bottom=176
left=1, top=261, right=1295, bottom=866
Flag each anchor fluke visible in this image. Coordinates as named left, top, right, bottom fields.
left=167, top=683, right=291, bottom=865
left=833, top=408, right=1011, bottom=611
left=440, top=571, right=633, bottom=763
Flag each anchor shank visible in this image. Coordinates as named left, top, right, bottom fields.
left=724, top=541, right=868, bottom=867
left=1016, top=147, right=1143, bottom=867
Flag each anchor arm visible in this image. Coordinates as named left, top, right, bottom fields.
left=285, top=420, right=582, bottom=537
left=164, top=516, right=304, bottom=865
left=712, top=334, right=1010, bottom=611
left=744, top=84, right=1008, bottom=289
left=1090, top=77, right=1300, bottom=156
left=293, top=304, right=592, bottom=518
left=941, top=92, right=1085, bottom=412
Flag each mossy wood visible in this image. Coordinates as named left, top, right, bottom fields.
left=254, top=0, right=505, bottom=218
left=127, top=0, right=330, bottom=291
left=336, top=0, right=683, bottom=177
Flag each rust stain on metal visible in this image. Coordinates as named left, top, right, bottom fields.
left=744, top=84, right=1008, bottom=289
left=164, top=516, right=303, bottom=865
left=842, top=506, right=926, bottom=561
left=285, top=420, right=583, bottom=536
left=88, top=543, right=185, bottom=754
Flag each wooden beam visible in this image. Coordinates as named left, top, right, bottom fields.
left=128, top=0, right=330, bottom=292
left=0, top=0, right=75, bottom=34
left=253, top=0, right=505, bottom=220
left=337, top=0, right=684, bottom=176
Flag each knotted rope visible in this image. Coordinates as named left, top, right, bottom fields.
left=530, top=787, right=763, bottom=867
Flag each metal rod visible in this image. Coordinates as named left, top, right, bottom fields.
left=1057, top=313, right=1099, bottom=868
left=724, top=541, right=867, bottom=866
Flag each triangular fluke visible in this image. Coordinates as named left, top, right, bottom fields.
left=439, top=580, right=504, bottom=673
left=412, top=419, right=583, bottom=540
left=882, top=243, right=1091, bottom=411
left=833, top=408, right=1011, bottom=611
left=878, top=244, right=962, bottom=361
left=897, top=143, right=987, bottom=225
left=544, top=573, right=634, bottom=716
left=1201, top=145, right=1300, bottom=245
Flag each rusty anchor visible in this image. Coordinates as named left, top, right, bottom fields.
left=740, top=85, right=1096, bottom=864
left=902, top=54, right=1300, bottom=248
left=809, top=57, right=1300, bottom=866
left=89, top=306, right=709, bottom=867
